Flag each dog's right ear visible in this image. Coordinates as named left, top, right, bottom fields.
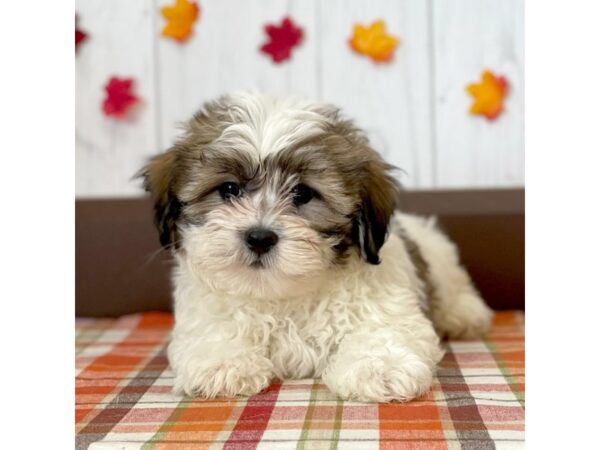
left=138, top=149, right=182, bottom=248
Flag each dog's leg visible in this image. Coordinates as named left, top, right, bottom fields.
left=420, top=230, right=494, bottom=339
left=321, top=316, right=444, bottom=402
left=167, top=333, right=274, bottom=399
left=394, top=213, right=494, bottom=340
left=429, top=267, right=494, bottom=340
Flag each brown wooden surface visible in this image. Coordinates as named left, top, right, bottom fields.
left=76, top=199, right=173, bottom=317
left=76, top=189, right=524, bottom=317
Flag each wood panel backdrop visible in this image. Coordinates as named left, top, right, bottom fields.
left=76, top=0, right=524, bottom=197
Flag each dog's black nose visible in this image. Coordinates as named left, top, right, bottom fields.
left=245, top=228, right=279, bottom=255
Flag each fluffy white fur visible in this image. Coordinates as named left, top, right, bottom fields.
left=169, top=214, right=492, bottom=402
left=161, top=93, right=493, bottom=402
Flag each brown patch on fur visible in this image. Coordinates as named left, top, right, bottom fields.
left=178, top=149, right=258, bottom=203
left=140, top=149, right=182, bottom=247
left=138, top=97, right=237, bottom=247
left=268, top=116, right=399, bottom=264
left=140, top=95, right=400, bottom=263
left=394, top=224, right=439, bottom=320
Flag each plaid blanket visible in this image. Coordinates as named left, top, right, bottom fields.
left=76, top=311, right=524, bottom=449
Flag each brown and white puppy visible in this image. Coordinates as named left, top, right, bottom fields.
left=141, top=92, right=492, bottom=402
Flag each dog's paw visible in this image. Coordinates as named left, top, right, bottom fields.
left=322, top=347, right=435, bottom=402
left=172, top=353, right=274, bottom=399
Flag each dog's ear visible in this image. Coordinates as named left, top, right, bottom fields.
left=139, top=149, right=182, bottom=248
left=354, top=160, right=399, bottom=265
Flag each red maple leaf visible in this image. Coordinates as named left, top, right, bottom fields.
left=75, top=14, right=87, bottom=50
left=260, top=17, right=303, bottom=63
left=102, top=77, right=139, bottom=119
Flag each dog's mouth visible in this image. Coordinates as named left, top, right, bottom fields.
left=247, top=252, right=279, bottom=270
left=249, top=259, right=265, bottom=269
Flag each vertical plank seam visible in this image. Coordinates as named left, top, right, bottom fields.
left=426, top=0, right=438, bottom=187
left=151, top=0, right=163, bottom=152
left=314, top=0, right=323, bottom=100
left=285, top=0, right=293, bottom=91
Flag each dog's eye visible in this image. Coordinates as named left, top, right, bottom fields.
left=218, top=182, right=241, bottom=200
left=292, top=184, right=315, bottom=206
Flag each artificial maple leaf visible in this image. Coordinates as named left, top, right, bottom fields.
left=466, top=70, right=509, bottom=121
left=349, top=20, right=399, bottom=63
left=161, top=0, right=200, bottom=43
left=102, top=77, right=139, bottom=119
left=75, top=14, right=87, bottom=50
left=260, top=17, right=304, bottom=63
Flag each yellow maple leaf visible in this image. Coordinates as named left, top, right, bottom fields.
left=161, top=0, right=200, bottom=43
left=466, top=70, right=509, bottom=120
left=349, top=20, right=399, bottom=63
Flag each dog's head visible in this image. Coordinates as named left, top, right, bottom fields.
left=140, top=93, right=399, bottom=298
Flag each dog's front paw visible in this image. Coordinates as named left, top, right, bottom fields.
left=322, top=347, right=435, bottom=402
left=173, top=353, right=274, bottom=399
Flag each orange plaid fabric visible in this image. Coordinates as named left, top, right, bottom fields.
left=76, top=311, right=524, bottom=449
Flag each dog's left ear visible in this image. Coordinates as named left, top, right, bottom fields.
left=354, top=159, right=399, bottom=265
left=138, top=149, right=182, bottom=248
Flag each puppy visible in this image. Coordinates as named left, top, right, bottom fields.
left=140, top=92, right=493, bottom=402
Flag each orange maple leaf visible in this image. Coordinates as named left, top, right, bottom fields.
left=349, top=20, right=399, bottom=63
left=161, top=0, right=200, bottom=43
left=466, top=70, right=509, bottom=120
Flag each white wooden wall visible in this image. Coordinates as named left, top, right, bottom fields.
left=76, top=0, right=524, bottom=197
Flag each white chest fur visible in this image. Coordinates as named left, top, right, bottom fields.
left=170, top=234, right=426, bottom=379
left=166, top=214, right=489, bottom=402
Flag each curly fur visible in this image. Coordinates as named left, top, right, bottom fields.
left=140, top=92, right=493, bottom=402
